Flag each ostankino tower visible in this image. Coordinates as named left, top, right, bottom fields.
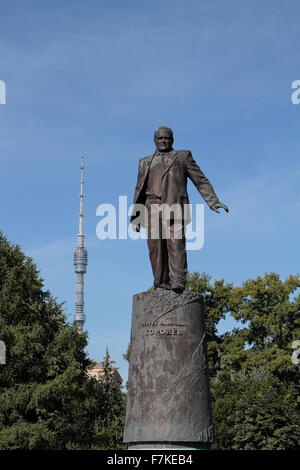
left=74, top=156, right=88, bottom=333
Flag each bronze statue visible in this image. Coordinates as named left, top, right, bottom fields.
left=131, top=126, right=228, bottom=294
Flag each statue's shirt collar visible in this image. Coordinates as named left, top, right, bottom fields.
left=154, top=148, right=174, bottom=158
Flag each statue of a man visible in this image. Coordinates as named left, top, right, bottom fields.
left=131, top=126, right=228, bottom=294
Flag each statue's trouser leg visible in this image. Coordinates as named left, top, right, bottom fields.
left=146, top=202, right=170, bottom=287
left=163, top=218, right=187, bottom=289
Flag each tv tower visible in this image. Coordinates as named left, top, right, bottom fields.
left=74, top=156, right=88, bottom=333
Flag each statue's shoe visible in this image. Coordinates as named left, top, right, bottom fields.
left=171, top=284, right=185, bottom=294
left=154, top=283, right=171, bottom=290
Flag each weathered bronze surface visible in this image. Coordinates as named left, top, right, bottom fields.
left=123, top=290, right=214, bottom=446
left=131, top=126, right=228, bottom=293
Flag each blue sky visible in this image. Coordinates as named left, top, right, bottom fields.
left=1, top=0, right=300, bottom=383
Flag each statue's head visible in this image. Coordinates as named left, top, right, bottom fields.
left=154, top=126, right=174, bottom=153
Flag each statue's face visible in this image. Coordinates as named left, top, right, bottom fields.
left=154, top=128, right=173, bottom=153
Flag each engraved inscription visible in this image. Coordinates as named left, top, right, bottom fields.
left=138, top=320, right=189, bottom=337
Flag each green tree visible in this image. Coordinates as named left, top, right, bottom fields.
left=0, top=232, right=125, bottom=450
left=187, top=271, right=300, bottom=450
left=229, top=273, right=300, bottom=384
left=212, top=369, right=300, bottom=450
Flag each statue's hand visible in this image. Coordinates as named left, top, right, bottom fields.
left=211, top=202, right=229, bottom=213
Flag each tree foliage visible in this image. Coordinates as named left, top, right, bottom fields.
left=186, top=271, right=300, bottom=450
left=0, top=232, right=125, bottom=449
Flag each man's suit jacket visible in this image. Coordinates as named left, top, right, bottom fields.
left=130, top=149, right=219, bottom=228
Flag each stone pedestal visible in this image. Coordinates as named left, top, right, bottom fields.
left=123, top=289, right=214, bottom=450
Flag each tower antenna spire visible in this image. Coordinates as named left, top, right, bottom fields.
left=74, top=156, right=88, bottom=333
